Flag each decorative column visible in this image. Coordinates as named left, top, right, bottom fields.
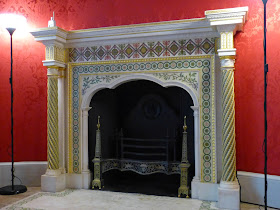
left=46, top=68, right=60, bottom=172
left=82, top=107, right=92, bottom=189
left=205, top=7, right=248, bottom=209
left=33, top=14, right=68, bottom=193
left=190, top=106, right=200, bottom=198
left=41, top=67, right=66, bottom=192
left=217, top=25, right=240, bottom=210
left=221, top=57, right=237, bottom=182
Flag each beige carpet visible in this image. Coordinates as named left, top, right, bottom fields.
left=0, top=189, right=273, bottom=210
left=0, top=187, right=41, bottom=209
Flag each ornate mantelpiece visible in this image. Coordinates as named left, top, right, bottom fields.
left=31, top=6, right=248, bottom=210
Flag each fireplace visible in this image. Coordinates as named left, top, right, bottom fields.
left=31, top=6, right=248, bottom=209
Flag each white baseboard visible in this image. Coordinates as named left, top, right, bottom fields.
left=0, top=161, right=47, bottom=188
left=237, top=171, right=280, bottom=209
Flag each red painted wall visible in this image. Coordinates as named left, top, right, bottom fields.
left=0, top=0, right=279, bottom=175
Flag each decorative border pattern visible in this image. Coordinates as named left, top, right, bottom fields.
left=3, top=189, right=218, bottom=210
left=5, top=190, right=74, bottom=210
left=69, top=38, right=215, bottom=62
left=80, top=59, right=201, bottom=96
left=100, top=159, right=182, bottom=175
left=68, top=55, right=215, bottom=183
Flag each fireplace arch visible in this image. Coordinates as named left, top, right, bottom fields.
left=81, top=74, right=199, bottom=108
left=80, top=74, right=200, bottom=187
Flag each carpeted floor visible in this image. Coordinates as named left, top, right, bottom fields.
left=0, top=187, right=41, bottom=209
left=0, top=188, right=275, bottom=210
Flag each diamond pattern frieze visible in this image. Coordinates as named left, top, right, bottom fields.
left=69, top=48, right=80, bottom=62
left=124, top=44, right=135, bottom=58
left=185, top=40, right=196, bottom=55
left=96, top=46, right=106, bottom=60
left=153, top=42, right=165, bottom=56
left=168, top=41, right=180, bottom=55
left=68, top=38, right=215, bottom=62
left=109, top=45, right=120, bottom=59
left=200, top=38, right=214, bottom=54
left=139, top=43, right=149, bottom=57
left=82, top=47, right=93, bottom=61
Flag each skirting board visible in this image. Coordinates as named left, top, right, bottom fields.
left=237, top=171, right=280, bottom=209
left=0, top=162, right=47, bottom=188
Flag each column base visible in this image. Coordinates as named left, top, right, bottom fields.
left=41, top=169, right=66, bottom=192
left=218, top=180, right=240, bottom=210
left=191, top=177, right=200, bottom=198
left=191, top=178, right=219, bottom=201
left=82, top=170, right=92, bottom=189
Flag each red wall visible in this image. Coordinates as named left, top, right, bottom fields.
left=0, top=0, right=279, bottom=175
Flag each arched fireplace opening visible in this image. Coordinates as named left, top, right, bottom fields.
left=88, top=80, right=194, bottom=197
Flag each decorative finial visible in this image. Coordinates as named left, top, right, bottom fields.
left=48, top=11, right=56, bottom=27
left=97, top=116, right=100, bottom=130
left=183, top=116, right=187, bottom=132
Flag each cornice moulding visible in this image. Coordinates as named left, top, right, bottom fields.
left=30, top=27, right=68, bottom=46
left=43, top=60, right=66, bottom=68
left=206, top=6, right=248, bottom=32
left=30, top=6, right=248, bottom=48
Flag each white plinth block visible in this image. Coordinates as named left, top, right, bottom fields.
left=41, top=173, right=66, bottom=192
left=218, top=181, right=240, bottom=210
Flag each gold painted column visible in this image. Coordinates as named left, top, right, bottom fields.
left=46, top=68, right=60, bottom=172
left=220, top=56, right=236, bottom=182
left=218, top=26, right=237, bottom=183
left=40, top=43, right=67, bottom=192
left=217, top=25, right=240, bottom=209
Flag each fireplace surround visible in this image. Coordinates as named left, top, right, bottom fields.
left=31, top=6, right=248, bottom=210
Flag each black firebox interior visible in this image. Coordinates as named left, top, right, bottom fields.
left=88, top=80, right=194, bottom=197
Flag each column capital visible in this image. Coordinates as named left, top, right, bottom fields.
left=220, top=57, right=235, bottom=69
left=216, top=24, right=236, bottom=33
left=82, top=107, right=92, bottom=112
left=30, top=27, right=68, bottom=68
left=190, top=105, right=199, bottom=111
left=191, top=106, right=199, bottom=117
left=43, top=45, right=67, bottom=68
left=47, top=67, right=59, bottom=77
left=47, top=67, right=65, bottom=78
left=82, top=107, right=92, bottom=116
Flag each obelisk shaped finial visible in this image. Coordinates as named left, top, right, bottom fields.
left=48, top=11, right=56, bottom=27
left=183, top=116, right=187, bottom=132
left=97, top=116, right=100, bottom=131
